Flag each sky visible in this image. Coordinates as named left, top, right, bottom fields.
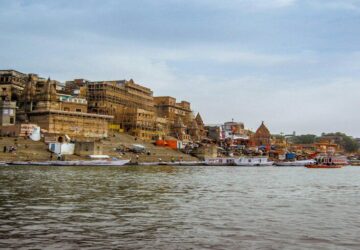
left=0, top=0, right=359, bottom=136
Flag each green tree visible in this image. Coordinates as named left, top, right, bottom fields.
left=321, top=132, right=359, bottom=153
left=291, top=134, right=317, bottom=144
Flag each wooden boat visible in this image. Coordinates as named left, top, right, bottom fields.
left=234, top=156, right=273, bottom=166
left=305, top=155, right=347, bottom=169
left=306, top=164, right=343, bottom=169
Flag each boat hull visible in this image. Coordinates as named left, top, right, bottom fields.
left=9, top=160, right=130, bottom=166
left=275, top=160, right=316, bottom=167
left=235, top=162, right=274, bottom=167
left=305, top=164, right=343, bottom=169
left=204, top=158, right=235, bottom=166
left=234, top=157, right=273, bottom=166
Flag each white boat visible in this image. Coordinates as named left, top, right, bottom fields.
left=9, top=159, right=130, bottom=166
left=275, top=159, right=316, bottom=167
left=51, top=159, right=130, bottom=166
left=234, top=156, right=273, bottom=166
left=9, top=161, right=51, bottom=166
left=204, top=158, right=235, bottom=166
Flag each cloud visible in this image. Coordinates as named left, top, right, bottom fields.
left=1, top=0, right=360, bottom=137
left=307, top=0, right=360, bottom=11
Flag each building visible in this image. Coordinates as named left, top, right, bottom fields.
left=206, top=125, right=222, bottom=142
left=0, top=69, right=28, bottom=102
left=154, top=96, right=192, bottom=124
left=222, top=121, right=249, bottom=141
left=120, top=107, right=167, bottom=140
left=74, top=140, right=103, bottom=156
left=77, top=78, right=161, bottom=140
left=0, top=101, right=16, bottom=126
left=17, top=76, right=112, bottom=139
left=314, top=139, right=341, bottom=153
left=86, top=79, right=154, bottom=118
left=154, top=96, right=205, bottom=141
left=64, top=79, right=90, bottom=95
left=250, top=121, right=271, bottom=147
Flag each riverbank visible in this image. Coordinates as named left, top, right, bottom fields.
left=0, top=133, right=199, bottom=163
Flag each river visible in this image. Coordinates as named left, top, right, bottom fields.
left=0, top=165, right=359, bottom=249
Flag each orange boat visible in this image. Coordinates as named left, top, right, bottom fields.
left=305, top=164, right=343, bottom=169
left=305, top=155, right=347, bottom=169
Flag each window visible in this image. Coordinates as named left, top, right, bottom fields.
left=9, top=117, right=14, bottom=124
left=76, top=109, right=82, bottom=112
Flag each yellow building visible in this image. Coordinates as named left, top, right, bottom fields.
left=0, top=69, right=28, bottom=102
left=154, top=96, right=205, bottom=141
left=17, top=76, right=112, bottom=139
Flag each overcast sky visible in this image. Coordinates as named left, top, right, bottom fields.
left=0, top=0, right=359, bottom=136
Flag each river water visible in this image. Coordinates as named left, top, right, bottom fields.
left=0, top=165, right=359, bottom=249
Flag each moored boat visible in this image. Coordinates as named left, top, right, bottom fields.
left=9, top=159, right=130, bottom=166
left=204, top=158, right=235, bottom=166
left=234, top=156, right=273, bottom=166
left=305, top=155, right=348, bottom=169
left=275, top=159, right=316, bottom=167
left=306, top=164, right=343, bottom=169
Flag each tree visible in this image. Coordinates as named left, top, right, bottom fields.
left=321, top=132, right=359, bottom=153
left=291, top=134, right=317, bottom=144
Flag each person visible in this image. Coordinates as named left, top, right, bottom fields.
left=136, top=154, right=139, bottom=162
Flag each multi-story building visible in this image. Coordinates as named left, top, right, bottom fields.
left=154, top=96, right=205, bottom=141
left=64, top=79, right=90, bottom=95
left=81, top=79, right=161, bottom=140
left=120, top=107, right=167, bottom=140
left=16, top=75, right=112, bottom=139
left=86, top=79, right=154, bottom=117
left=206, top=120, right=249, bottom=144
left=0, top=69, right=28, bottom=101
left=154, top=96, right=192, bottom=124
left=0, top=100, right=16, bottom=126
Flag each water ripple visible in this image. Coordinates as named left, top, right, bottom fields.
left=1, top=165, right=360, bottom=249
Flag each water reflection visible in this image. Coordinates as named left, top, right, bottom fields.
left=1, top=166, right=360, bottom=249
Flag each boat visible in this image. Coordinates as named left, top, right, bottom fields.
left=204, top=157, right=235, bottom=166
left=349, top=159, right=360, bottom=166
left=9, top=159, right=130, bottom=166
left=0, top=161, right=8, bottom=166
left=306, top=164, right=342, bottom=169
left=305, top=155, right=348, bottom=169
left=234, top=156, right=274, bottom=166
left=275, top=159, right=316, bottom=167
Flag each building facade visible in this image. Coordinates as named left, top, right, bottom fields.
left=17, top=76, right=112, bottom=139
left=154, top=96, right=205, bottom=141
left=0, top=69, right=28, bottom=102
